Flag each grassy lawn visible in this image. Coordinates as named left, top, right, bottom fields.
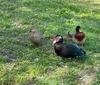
left=0, top=0, right=100, bottom=85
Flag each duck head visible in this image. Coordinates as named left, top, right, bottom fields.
left=53, top=35, right=63, bottom=44
left=30, top=28, right=38, bottom=33
left=76, top=26, right=81, bottom=32
left=68, top=31, right=73, bottom=37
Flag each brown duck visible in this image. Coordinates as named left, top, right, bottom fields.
left=63, top=32, right=73, bottom=41
left=29, top=28, right=43, bottom=47
left=72, top=26, right=86, bottom=48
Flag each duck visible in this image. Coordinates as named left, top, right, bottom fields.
left=63, top=32, right=73, bottom=41
left=29, top=28, right=43, bottom=47
left=72, top=26, right=86, bottom=48
left=53, top=35, right=86, bottom=60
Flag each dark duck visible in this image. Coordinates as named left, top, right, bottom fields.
left=53, top=35, right=86, bottom=60
left=72, top=26, right=86, bottom=48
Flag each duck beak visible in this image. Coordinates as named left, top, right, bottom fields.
left=53, top=40, right=56, bottom=44
left=79, top=29, right=82, bottom=32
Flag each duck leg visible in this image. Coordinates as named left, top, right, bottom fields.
left=33, top=42, right=40, bottom=48
left=62, top=57, right=67, bottom=63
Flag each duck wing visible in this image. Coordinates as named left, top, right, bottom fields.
left=62, top=43, right=85, bottom=57
left=74, top=32, right=85, bottom=41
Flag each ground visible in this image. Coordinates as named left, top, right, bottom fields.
left=0, top=0, right=100, bottom=85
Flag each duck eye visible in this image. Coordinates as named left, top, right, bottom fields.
left=59, top=36, right=62, bottom=39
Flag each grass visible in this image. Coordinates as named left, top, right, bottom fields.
left=0, top=0, right=100, bottom=85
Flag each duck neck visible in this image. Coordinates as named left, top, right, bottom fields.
left=76, top=29, right=82, bottom=33
left=54, top=42, right=62, bottom=49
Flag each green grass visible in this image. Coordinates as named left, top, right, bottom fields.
left=0, top=0, right=100, bottom=85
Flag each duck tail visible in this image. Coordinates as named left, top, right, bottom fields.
left=80, top=48, right=86, bottom=56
